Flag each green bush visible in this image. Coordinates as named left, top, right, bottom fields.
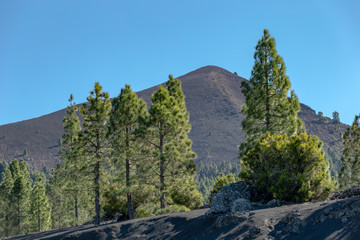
left=239, top=132, right=335, bottom=202
left=169, top=176, right=203, bottom=209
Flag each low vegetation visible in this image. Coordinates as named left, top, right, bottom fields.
left=240, top=132, right=334, bottom=201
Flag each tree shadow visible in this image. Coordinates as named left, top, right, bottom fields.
left=269, top=198, right=360, bottom=240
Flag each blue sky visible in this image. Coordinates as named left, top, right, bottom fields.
left=0, top=0, right=359, bottom=125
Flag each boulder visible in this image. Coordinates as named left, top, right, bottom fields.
left=266, top=199, right=281, bottom=208
left=231, top=198, right=252, bottom=212
left=206, top=181, right=256, bottom=216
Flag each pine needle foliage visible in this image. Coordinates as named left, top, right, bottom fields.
left=239, top=132, right=334, bottom=202
left=108, top=84, right=148, bottom=219
left=339, top=115, right=360, bottom=188
left=60, top=94, right=87, bottom=226
left=29, top=177, right=51, bottom=232
left=80, top=82, right=112, bottom=225
left=240, top=29, right=304, bottom=155
left=140, top=75, right=200, bottom=209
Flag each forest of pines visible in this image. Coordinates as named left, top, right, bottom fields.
left=0, top=76, right=204, bottom=237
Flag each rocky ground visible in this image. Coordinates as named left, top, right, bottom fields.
left=8, top=184, right=360, bottom=240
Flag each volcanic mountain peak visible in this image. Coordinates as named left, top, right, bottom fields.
left=0, top=66, right=347, bottom=174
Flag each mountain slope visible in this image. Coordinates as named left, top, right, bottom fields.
left=10, top=196, right=360, bottom=240
left=0, top=66, right=347, bottom=172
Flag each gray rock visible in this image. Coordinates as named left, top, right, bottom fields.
left=330, top=186, right=360, bottom=200
left=113, top=212, right=122, bottom=222
left=246, top=226, right=262, bottom=239
left=266, top=199, right=281, bottom=208
left=213, top=212, right=247, bottom=229
left=281, top=212, right=304, bottom=234
left=231, top=198, right=252, bottom=212
left=206, top=181, right=256, bottom=217
left=315, top=196, right=360, bottom=223
left=251, top=202, right=263, bottom=208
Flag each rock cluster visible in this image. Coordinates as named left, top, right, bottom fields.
left=330, top=186, right=360, bottom=200
left=206, top=181, right=256, bottom=217
left=316, top=196, right=360, bottom=223
left=214, top=212, right=247, bottom=230
left=279, top=211, right=304, bottom=234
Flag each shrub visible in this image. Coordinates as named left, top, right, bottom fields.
left=169, top=176, right=203, bottom=209
left=239, top=132, right=334, bottom=202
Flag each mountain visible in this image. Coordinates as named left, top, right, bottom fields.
left=0, top=65, right=347, bottom=174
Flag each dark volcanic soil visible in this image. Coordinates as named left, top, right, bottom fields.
left=10, top=196, right=360, bottom=240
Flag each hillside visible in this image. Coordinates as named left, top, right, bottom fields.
left=9, top=196, right=360, bottom=240
left=0, top=65, right=347, bottom=173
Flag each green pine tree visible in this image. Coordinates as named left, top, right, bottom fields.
left=29, top=177, right=51, bottom=232
left=339, top=115, right=360, bottom=188
left=80, top=82, right=112, bottom=225
left=9, top=159, right=32, bottom=235
left=240, top=29, right=304, bottom=154
left=60, top=94, right=89, bottom=226
left=0, top=169, right=14, bottom=237
left=109, top=84, right=148, bottom=219
left=47, top=165, right=76, bottom=229
left=332, top=111, right=340, bottom=129
left=141, top=76, right=199, bottom=209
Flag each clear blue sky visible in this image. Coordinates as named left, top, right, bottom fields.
left=1, top=0, right=359, bottom=125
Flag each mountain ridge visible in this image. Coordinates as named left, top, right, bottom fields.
left=0, top=65, right=347, bottom=173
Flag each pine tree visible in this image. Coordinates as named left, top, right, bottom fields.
left=80, top=82, right=112, bottom=225
left=29, top=177, right=51, bottom=232
left=332, top=111, right=340, bottom=129
left=0, top=161, right=8, bottom=182
left=0, top=169, right=14, bottom=237
left=240, top=29, right=304, bottom=154
left=9, top=159, right=32, bottom=235
left=141, top=76, right=198, bottom=209
left=109, top=84, right=148, bottom=219
left=47, top=165, right=75, bottom=229
left=60, top=94, right=87, bottom=225
left=339, top=115, right=360, bottom=188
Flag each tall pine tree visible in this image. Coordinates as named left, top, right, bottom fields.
left=109, top=84, right=148, bottom=219
left=9, top=159, right=32, bottom=235
left=80, top=82, right=112, bottom=225
left=29, top=177, right=51, bottom=232
left=240, top=29, right=304, bottom=155
left=0, top=169, right=14, bottom=237
left=60, top=94, right=89, bottom=226
left=141, top=76, right=198, bottom=209
left=339, top=115, right=360, bottom=188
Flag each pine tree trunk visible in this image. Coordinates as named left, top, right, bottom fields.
left=95, top=159, right=100, bottom=225
left=159, top=134, right=165, bottom=209
left=75, top=196, right=78, bottom=226
left=5, top=215, right=9, bottom=237
left=126, top=127, right=134, bottom=219
left=17, top=197, right=20, bottom=235
left=265, top=55, right=270, bottom=131
left=38, top=192, right=41, bottom=232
